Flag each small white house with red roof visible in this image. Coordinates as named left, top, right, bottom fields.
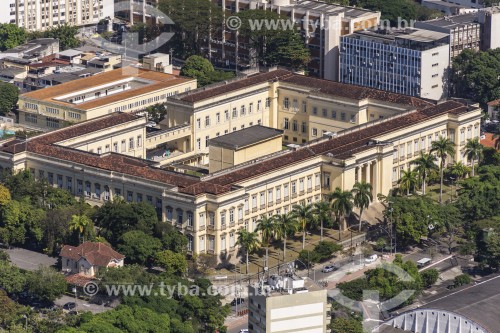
left=60, top=241, right=124, bottom=278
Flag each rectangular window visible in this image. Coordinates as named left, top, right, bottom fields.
left=301, top=122, right=307, bottom=133
left=312, top=128, right=318, bottom=137
left=224, top=110, right=229, bottom=121
left=249, top=103, right=253, bottom=114
left=137, top=135, right=142, bottom=147
left=276, top=186, right=281, bottom=200
left=292, top=99, right=298, bottom=110
left=313, top=107, right=317, bottom=115
left=113, top=142, right=118, bottom=152
left=292, top=120, right=298, bottom=132
left=284, top=184, right=289, bottom=198
left=322, top=108, right=327, bottom=117
left=257, top=100, right=262, bottom=111
left=260, top=192, right=265, bottom=206
left=205, top=116, right=210, bottom=127
left=196, top=118, right=201, bottom=129
left=177, top=210, right=184, bottom=224
left=332, top=111, right=337, bottom=119
left=232, top=108, right=237, bottom=118
left=121, top=140, right=126, bottom=152
left=216, top=112, right=220, bottom=123
left=166, top=208, right=173, bottom=221
left=307, top=176, right=312, bottom=190
left=252, top=195, right=257, bottom=209
left=291, top=181, right=297, bottom=194
left=268, top=189, right=273, bottom=203
left=299, top=178, right=304, bottom=192
left=265, top=98, right=270, bottom=108
left=284, top=118, right=289, bottom=130
left=302, top=101, right=307, bottom=113
left=341, top=112, right=346, bottom=121
left=283, top=97, right=289, bottom=109
left=196, top=138, right=201, bottom=150
left=205, top=135, right=209, bottom=148
left=220, top=212, right=226, bottom=226
left=129, top=138, right=134, bottom=150
left=127, top=191, right=133, bottom=202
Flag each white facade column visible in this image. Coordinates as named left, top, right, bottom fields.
left=365, top=162, right=371, bottom=185
left=372, top=160, right=379, bottom=200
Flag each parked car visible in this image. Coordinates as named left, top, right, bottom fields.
left=231, top=298, right=245, bottom=306
left=322, top=264, right=337, bottom=273
left=365, top=254, right=378, bottom=263
left=239, top=329, right=249, bottom=333
left=63, top=302, right=77, bottom=311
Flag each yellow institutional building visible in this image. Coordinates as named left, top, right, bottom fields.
left=1, top=69, right=481, bottom=257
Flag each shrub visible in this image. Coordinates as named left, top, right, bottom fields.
left=314, top=241, right=342, bottom=262
left=454, top=273, right=472, bottom=287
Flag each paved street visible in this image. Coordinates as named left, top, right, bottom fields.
left=54, top=295, right=112, bottom=314
left=6, top=247, right=58, bottom=271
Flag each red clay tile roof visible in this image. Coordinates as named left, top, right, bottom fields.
left=487, top=99, right=500, bottom=107
left=65, top=273, right=95, bottom=287
left=179, top=69, right=293, bottom=103
left=60, top=241, right=124, bottom=267
left=280, top=75, right=433, bottom=109
left=481, top=132, right=499, bottom=150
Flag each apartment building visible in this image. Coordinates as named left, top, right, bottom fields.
left=248, top=275, right=329, bottom=333
left=17, top=66, right=197, bottom=130
left=208, top=0, right=380, bottom=81
left=0, top=0, right=114, bottom=31
left=478, top=6, right=500, bottom=50
left=340, top=28, right=450, bottom=101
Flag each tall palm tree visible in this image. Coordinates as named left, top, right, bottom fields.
left=256, top=215, right=276, bottom=269
left=273, top=212, right=298, bottom=262
left=329, top=187, right=353, bottom=238
left=312, top=200, right=330, bottom=241
left=431, top=136, right=456, bottom=203
left=236, top=230, right=260, bottom=274
left=411, top=152, right=438, bottom=195
left=292, top=203, right=313, bottom=249
left=68, top=214, right=92, bottom=243
left=449, top=161, right=470, bottom=181
left=398, top=169, right=419, bottom=195
left=464, top=138, right=483, bottom=177
left=351, top=181, right=373, bottom=232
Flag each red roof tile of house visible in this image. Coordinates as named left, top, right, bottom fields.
left=65, top=273, right=95, bottom=287
left=60, top=242, right=124, bottom=267
left=487, top=99, right=500, bottom=107
left=481, top=132, right=499, bottom=150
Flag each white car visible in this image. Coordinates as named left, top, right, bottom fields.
left=239, top=330, right=249, bottom=333
left=365, top=254, right=378, bottom=263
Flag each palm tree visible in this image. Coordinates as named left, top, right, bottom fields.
left=449, top=161, right=470, bottom=181
left=431, top=136, right=456, bottom=203
left=351, top=181, right=373, bottom=232
left=68, top=214, right=92, bottom=243
left=312, top=201, right=330, bottom=241
left=411, top=152, right=438, bottom=195
left=398, top=169, right=419, bottom=195
left=273, top=213, right=298, bottom=262
left=256, top=215, right=276, bottom=269
left=292, top=203, right=313, bottom=249
left=464, top=138, right=483, bottom=177
left=328, top=188, right=353, bottom=238
left=236, top=230, right=260, bottom=274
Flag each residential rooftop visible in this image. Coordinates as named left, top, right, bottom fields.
left=209, top=125, right=283, bottom=150
left=20, top=67, right=194, bottom=110
left=352, top=28, right=449, bottom=43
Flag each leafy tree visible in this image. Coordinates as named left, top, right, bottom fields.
left=449, top=161, right=470, bottom=181
left=154, top=250, right=187, bottom=276
left=145, top=104, right=168, bottom=124
left=155, top=223, right=188, bottom=253
left=436, top=205, right=462, bottom=254
left=256, top=214, right=276, bottom=269
left=26, top=266, right=67, bottom=302
left=292, top=202, right=313, bottom=247
left=0, top=24, right=26, bottom=51
left=0, top=83, right=19, bottom=115
left=236, top=9, right=310, bottom=69
left=180, top=55, right=234, bottom=86
left=273, top=212, right=298, bottom=261
left=329, top=188, right=353, bottom=235
left=330, top=317, right=363, bottom=333
left=298, top=249, right=320, bottom=266
left=236, top=229, right=260, bottom=273
left=0, top=260, right=26, bottom=294
left=451, top=48, right=500, bottom=107
left=352, top=181, right=372, bottom=231
left=159, top=0, right=224, bottom=57
left=0, top=184, right=11, bottom=206
left=118, top=230, right=162, bottom=265
left=263, top=30, right=310, bottom=70
left=0, top=198, right=45, bottom=246
left=314, top=241, right=342, bottom=262
left=68, top=214, right=92, bottom=244
left=431, top=136, right=455, bottom=203
left=464, top=138, right=484, bottom=177
left=398, top=169, right=419, bottom=196
left=94, top=199, right=159, bottom=246
left=312, top=201, right=331, bottom=241
left=481, top=147, right=500, bottom=166
left=34, top=25, right=80, bottom=50
left=420, top=268, right=439, bottom=288
left=411, top=152, right=438, bottom=195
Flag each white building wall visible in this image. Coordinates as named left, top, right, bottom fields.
left=420, top=44, right=450, bottom=101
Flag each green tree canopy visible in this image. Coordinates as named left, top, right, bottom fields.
left=451, top=48, right=500, bottom=107
left=26, top=266, right=67, bottom=302
left=154, top=250, right=187, bottom=276
left=0, top=24, right=26, bottom=51
left=0, top=83, right=19, bottom=115
left=118, top=230, right=163, bottom=265
left=180, top=55, right=234, bottom=86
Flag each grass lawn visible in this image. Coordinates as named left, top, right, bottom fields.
left=426, top=183, right=460, bottom=203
